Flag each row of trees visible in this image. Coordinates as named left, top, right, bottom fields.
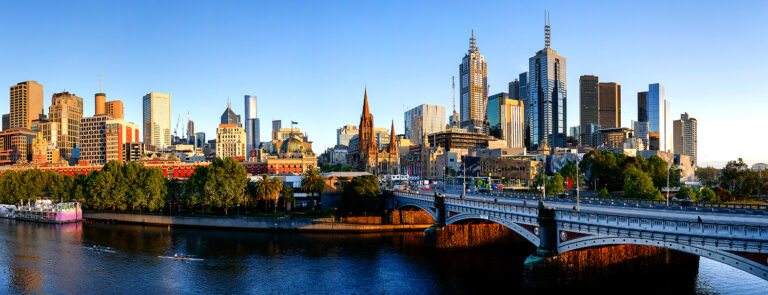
left=0, top=157, right=331, bottom=215
left=694, top=159, right=768, bottom=201
left=0, top=161, right=169, bottom=212
left=580, top=150, right=680, bottom=192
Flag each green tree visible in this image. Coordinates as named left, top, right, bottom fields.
left=338, top=175, right=381, bottom=215
left=598, top=187, right=610, bottom=197
left=560, top=160, right=583, bottom=189
left=623, top=167, right=662, bottom=200
left=301, top=167, right=325, bottom=209
left=677, top=186, right=699, bottom=201
left=700, top=187, right=720, bottom=202
left=143, top=168, right=168, bottom=212
left=281, top=185, right=295, bottom=211
left=253, top=174, right=283, bottom=211
left=695, top=167, right=720, bottom=187
left=545, top=173, right=565, bottom=194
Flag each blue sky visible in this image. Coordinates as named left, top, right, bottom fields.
left=1, top=0, right=766, bottom=166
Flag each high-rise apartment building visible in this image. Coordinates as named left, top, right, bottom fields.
left=244, top=95, right=260, bottom=156
left=487, top=93, right=525, bottom=148
left=48, top=91, right=83, bottom=160
left=187, top=120, right=195, bottom=138
left=404, top=104, right=446, bottom=145
left=79, top=115, right=140, bottom=165
left=528, top=14, right=567, bottom=149
left=105, top=100, right=124, bottom=119
left=216, top=123, right=247, bottom=160
left=337, top=125, right=358, bottom=147
left=598, top=82, right=621, bottom=129
left=579, top=75, right=599, bottom=146
left=9, top=81, right=44, bottom=129
left=142, top=92, right=171, bottom=150
left=674, top=112, right=697, bottom=166
left=644, top=83, right=671, bottom=152
left=459, top=31, right=488, bottom=133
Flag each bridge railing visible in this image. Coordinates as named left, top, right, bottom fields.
left=439, top=189, right=768, bottom=214
left=555, top=209, right=768, bottom=241
left=393, top=190, right=539, bottom=217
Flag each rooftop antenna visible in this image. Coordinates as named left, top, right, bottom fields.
left=452, top=76, right=456, bottom=114
left=545, top=10, right=551, bottom=48
left=469, top=30, right=477, bottom=53
left=99, top=74, right=102, bottom=93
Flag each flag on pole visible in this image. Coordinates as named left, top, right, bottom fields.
left=291, top=121, right=298, bottom=124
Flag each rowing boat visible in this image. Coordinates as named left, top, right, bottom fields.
left=158, top=256, right=203, bottom=261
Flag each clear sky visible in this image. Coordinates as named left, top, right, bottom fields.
left=1, top=0, right=766, bottom=167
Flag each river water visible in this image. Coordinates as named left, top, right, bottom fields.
left=0, top=219, right=765, bottom=294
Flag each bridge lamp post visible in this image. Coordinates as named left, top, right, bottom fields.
left=666, top=163, right=672, bottom=207
left=576, top=158, right=580, bottom=211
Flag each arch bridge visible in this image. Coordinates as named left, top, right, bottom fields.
left=393, top=190, right=768, bottom=280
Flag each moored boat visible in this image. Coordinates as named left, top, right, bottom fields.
left=11, top=200, right=83, bottom=223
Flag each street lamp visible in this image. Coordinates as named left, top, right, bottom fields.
left=237, top=204, right=240, bottom=217
left=576, top=158, right=581, bottom=211
left=666, top=163, right=675, bottom=207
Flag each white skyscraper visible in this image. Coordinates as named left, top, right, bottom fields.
left=244, top=95, right=260, bottom=157
left=142, top=92, right=171, bottom=150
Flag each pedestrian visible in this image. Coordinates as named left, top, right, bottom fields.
left=697, top=216, right=703, bottom=223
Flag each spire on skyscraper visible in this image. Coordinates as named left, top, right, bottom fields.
left=544, top=10, right=551, bottom=48
left=469, top=30, right=478, bottom=53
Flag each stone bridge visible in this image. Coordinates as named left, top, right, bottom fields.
left=393, top=190, right=768, bottom=280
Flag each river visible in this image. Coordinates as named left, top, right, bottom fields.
left=0, top=219, right=765, bottom=294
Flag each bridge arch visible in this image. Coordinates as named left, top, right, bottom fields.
left=446, top=213, right=540, bottom=247
left=395, top=202, right=438, bottom=222
left=559, top=236, right=768, bottom=280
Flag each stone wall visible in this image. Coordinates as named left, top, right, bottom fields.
left=523, top=244, right=699, bottom=288
left=424, top=223, right=531, bottom=250
left=342, top=209, right=435, bottom=225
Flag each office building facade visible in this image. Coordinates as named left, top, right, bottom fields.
left=216, top=123, right=247, bottom=160
left=244, top=95, right=260, bottom=157
left=404, top=104, right=446, bottom=145
left=105, top=100, right=124, bottom=119
left=459, top=31, right=488, bottom=133
left=579, top=75, right=599, bottom=146
left=598, top=82, right=621, bottom=128
left=674, top=112, right=697, bottom=166
left=337, top=125, right=358, bottom=147
left=487, top=93, right=524, bottom=148
left=644, top=83, right=671, bottom=152
left=9, top=81, right=44, bottom=129
left=48, top=91, right=83, bottom=160
left=79, top=115, right=140, bottom=165
left=142, top=92, right=171, bottom=150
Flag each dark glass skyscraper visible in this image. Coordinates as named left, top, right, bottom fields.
left=527, top=13, right=567, bottom=150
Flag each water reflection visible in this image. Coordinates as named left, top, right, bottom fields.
left=0, top=219, right=765, bottom=294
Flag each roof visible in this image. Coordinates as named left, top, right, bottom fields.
left=321, top=171, right=372, bottom=178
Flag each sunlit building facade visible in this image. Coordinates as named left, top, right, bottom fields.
left=404, top=104, right=446, bottom=145
left=142, top=92, right=171, bottom=150
left=459, top=31, right=488, bottom=133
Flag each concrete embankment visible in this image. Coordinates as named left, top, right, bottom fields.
left=83, top=212, right=431, bottom=232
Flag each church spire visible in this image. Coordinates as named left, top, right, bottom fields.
left=388, top=119, right=397, bottom=154
left=362, top=88, right=370, bottom=116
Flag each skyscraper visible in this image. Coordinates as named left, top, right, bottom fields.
left=187, top=120, right=195, bottom=138
left=598, top=82, right=621, bottom=128
left=404, top=104, right=446, bottom=145
left=9, top=81, right=44, bottom=129
left=244, top=95, right=260, bottom=156
left=637, top=91, right=648, bottom=122
left=221, top=104, right=241, bottom=127
left=272, top=120, right=281, bottom=141
left=632, top=120, right=649, bottom=150
left=579, top=75, right=599, bottom=146
left=528, top=13, right=567, bottom=149
left=644, top=83, right=671, bottom=152
left=48, top=91, right=83, bottom=160
left=508, top=79, right=520, bottom=100
left=459, top=30, right=488, bottom=133
left=142, top=92, right=171, bottom=150
left=518, top=72, right=529, bottom=148
left=674, top=113, right=697, bottom=166
left=487, top=93, right=525, bottom=148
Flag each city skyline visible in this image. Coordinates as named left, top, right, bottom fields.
left=1, top=1, right=766, bottom=166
